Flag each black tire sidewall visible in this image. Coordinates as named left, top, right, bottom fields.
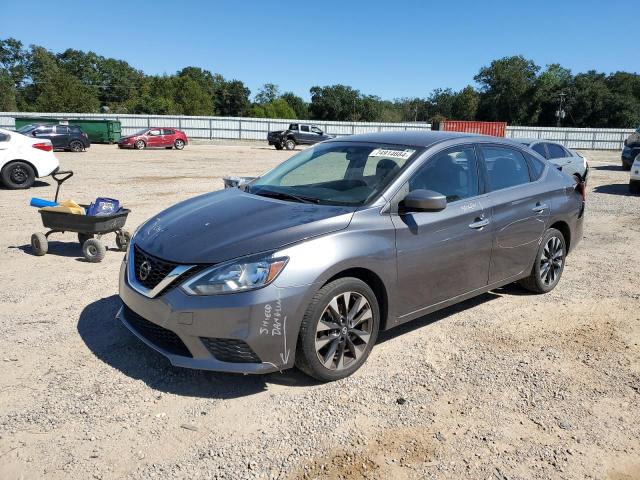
left=2, top=162, right=35, bottom=189
left=296, top=278, right=380, bottom=382
left=70, top=141, right=83, bottom=152
left=83, top=239, right=106, bottom=262
left=285, top=139, right=295, bottom=150
left=174, top=140, right=185, bottom=150
left=135, top=140, right=145, bottom=150
left=531, top=228, right=566, bottom=293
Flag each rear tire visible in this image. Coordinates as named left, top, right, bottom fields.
left=134, top=140, right=146, bottom=150
left=1, top=161, right=36, bottom=189
left=31, top=233, right=48, bottom=256
left=274, top=143, right=284, bottom=150
left=69, top=140, right=84, bottom=152
left=520, top=228, right=566, bottom=294
left=630, top=180, right=640, bottom=194
left=295, top=277, right=379, bottom=382
left=83, top=238, right=106, bottom=263
left=284, top=138, right=296, bottom=150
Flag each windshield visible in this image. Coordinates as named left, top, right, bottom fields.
left=131, top=129, right=150, bottom=136
left=17, top=124, right=37, bottom=134
left=248, top=142, right=421, bottom=206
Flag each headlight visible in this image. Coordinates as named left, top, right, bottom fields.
left=180, top=256, right=288, bottom=295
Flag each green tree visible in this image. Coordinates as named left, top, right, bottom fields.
left=254, top=83, right=280, bottom=104
left=0, top=71, right=17, bottom=110
left=451, top=86, right=479, bottom=120
left=281, top=92, right=309, bottom=119
left=251, top=98, right=296, bottom=118
left=475, top=55, right=540, bottom=124
left=530, top=64, right=574, bottom=126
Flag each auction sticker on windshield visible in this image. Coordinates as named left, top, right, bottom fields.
left=369, top=148, right=416, bottom=160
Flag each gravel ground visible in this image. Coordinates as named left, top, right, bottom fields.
left=0, top=145, right=638, bottom=480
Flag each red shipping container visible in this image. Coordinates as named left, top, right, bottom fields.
left=441, top=120, right=507, bottom=137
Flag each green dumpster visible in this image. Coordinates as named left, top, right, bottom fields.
left=14, top=117, right=122, bottom=144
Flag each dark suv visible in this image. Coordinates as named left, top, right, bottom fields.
left=267, top=123, right=334, bottom=150
left=18, top=124, right=90, bottom=152
left=622, top=127, right=640, bottom=170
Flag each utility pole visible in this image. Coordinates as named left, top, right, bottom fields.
left=555, top=92, right=567, bottom=127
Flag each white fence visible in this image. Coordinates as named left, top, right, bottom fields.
left=0, top=112, right=431, bottom=141
left=0, top=112, right=633, bottom=150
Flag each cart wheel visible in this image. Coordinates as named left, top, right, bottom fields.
left=83, top=238, right=106, bottom=263
left=31, top=233, right=48, bottom=256
left=78, top=233, right=94, bottom=245
left=116, top=230, right=131, bottom=252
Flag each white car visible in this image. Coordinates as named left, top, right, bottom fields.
left=0, top=128, right=59, bottom=189
left=630, top=156, right=640, bottom=194
left=512, top=138, right=589, bottom=182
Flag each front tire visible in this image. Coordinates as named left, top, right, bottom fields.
left=174, top=139, right=185, bottom=150
left=31, top=233, right=48, bottom=256
left=284, top=138, right=296, bottom=150
left=1, top=161, right=36, bottom=189
left=520, top=228, right=566, bottom=294
left=630, top=180, right=640, bottom=194
left=134, top=140, right=146, bottom=150
left=295, top=278, right=379, bottom=382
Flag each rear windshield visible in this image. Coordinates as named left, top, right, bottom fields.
left=249, top=142, right=421, bottom=206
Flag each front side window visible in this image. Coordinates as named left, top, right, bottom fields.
left=249, top=142, right=420, bottom=206
left=547, top=143, right=568, bottom=159
left=481, top=146, right=531, bottom=191
left=37, top=126, right=54, bottom=134
left=148, top=129, right=162, bottom=136
left=300, top=125, right=310, bottom=132
left=311, top=127, right=323, bottom=135
left=532, top=143, right=548, bottom=158
left=55, top=125, right=70, bottom=134
left=409, top=147, right=479, bottom=202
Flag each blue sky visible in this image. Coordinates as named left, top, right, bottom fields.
left=0, top=0, right=635, bottom=100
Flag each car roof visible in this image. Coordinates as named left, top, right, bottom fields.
left=510, top=137, right=566, bottom=146
left=324, top=130, right=533, bottom=148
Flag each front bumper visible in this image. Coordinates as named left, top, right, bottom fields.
left=622, top=148, right=637, bottom=168
left=118, top=258, right=310, bottom=374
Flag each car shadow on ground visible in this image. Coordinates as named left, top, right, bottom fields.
left=78, top=286, right=528, bottom=396
left=592, top=164, right=625, bottom=172
left=78, top=295, right=271, bottom=399
left=593, top=183, right=634, bottom=196
left=0, top=180, right=50, bottom=190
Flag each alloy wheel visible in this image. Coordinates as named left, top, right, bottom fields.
left=10, top=165, right=28, bottom=184
left=315, top=291, right=373, bottom=371
left=540, top=236, right=563, bottom=286
left=70, top=141, right=83, bottom=152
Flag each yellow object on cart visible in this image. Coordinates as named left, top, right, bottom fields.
left=39, top=199, right=85, bottom=215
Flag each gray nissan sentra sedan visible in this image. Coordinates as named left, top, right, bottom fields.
left=118, top=131, right=585, bottom=381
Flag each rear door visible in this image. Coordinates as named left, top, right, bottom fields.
left=53, top=125, right=70, bottom=149
left=162, top=129, right=176, bottom=147
left=392, top=145, right=492, bottom=316
left=478, top=145, right=549, bottom=283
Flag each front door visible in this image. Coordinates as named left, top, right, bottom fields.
left=392, top=145, right=492, bottom=318
left=146, top=128, right=163, bottom=148
left=478, top=145, right=549, bottom=283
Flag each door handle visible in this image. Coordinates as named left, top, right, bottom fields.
left=468, top=218, right=490, bottom=229
left=532, top=203, right=548, bottom=213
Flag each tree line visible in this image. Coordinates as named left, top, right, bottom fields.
left=1, top=37, right=638, bottom=128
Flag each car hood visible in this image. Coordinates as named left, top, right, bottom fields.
left=133, top=188, right=356, bottom=264
left=119, top=135, right=138, bottom=141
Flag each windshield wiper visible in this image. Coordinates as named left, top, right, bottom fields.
left=251, top=188, right=320, bottom=204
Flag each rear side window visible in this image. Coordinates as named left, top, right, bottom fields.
left=532, top=143, right=548, bottom=158
left=70, top=126, right=81, bottom=132
left=289, top=124, right=299, bottom=131
left=525, top=153, right=546, bottom=180
left=547, top=143, right=568, bottom=159
left=481, top=146, right=531, bottom=191
left=162, top=129, right=175, bottom=135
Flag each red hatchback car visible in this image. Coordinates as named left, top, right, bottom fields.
left=118, top=128, right=188, bottom=150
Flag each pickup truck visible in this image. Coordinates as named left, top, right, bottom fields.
left=267, top=123, right=334, bottom=150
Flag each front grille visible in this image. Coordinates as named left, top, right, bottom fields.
left=200, top=338, right=260, bottom=363
left=123, top=305, right=192, bottom=357
left=133, top=245, right=179, bottom=290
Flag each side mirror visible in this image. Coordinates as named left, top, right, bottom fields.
left=32, top=131, right=38, bottom=136
left=400, top=189, right=447, bottom=213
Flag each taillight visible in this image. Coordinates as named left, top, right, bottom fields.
left=83, top=133, right=88, bottom=138
left=32, top=142, right=53, bottom=152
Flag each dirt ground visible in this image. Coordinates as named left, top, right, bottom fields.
left=0, top=144, right=638, bottom=480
